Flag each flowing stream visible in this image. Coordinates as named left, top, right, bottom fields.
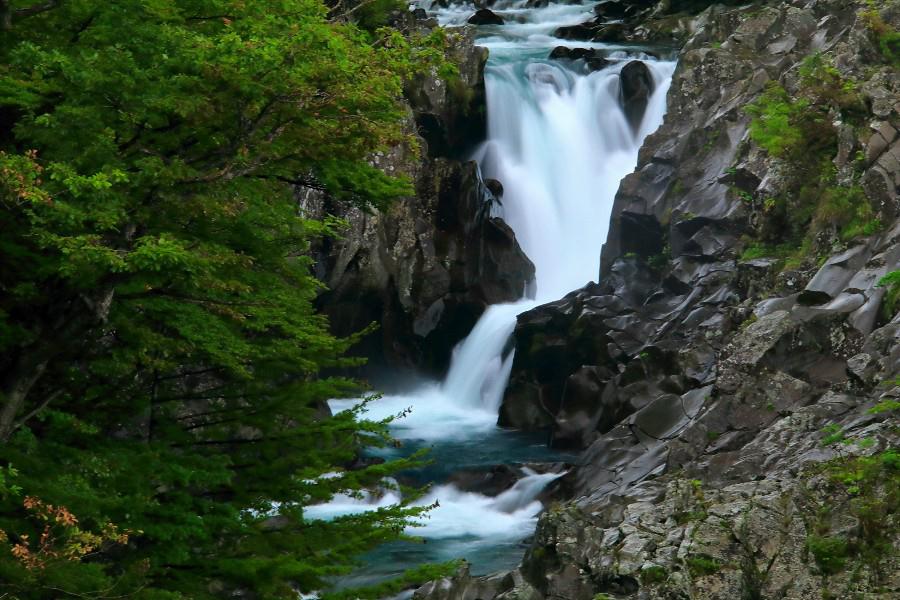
left=312, top=0, right=675, bottom=585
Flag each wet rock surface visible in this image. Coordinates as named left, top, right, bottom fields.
left=547, top=46, right=611, bottom=72
left=468, top=8, right=505, bottom=25
left=316, top=157, right=534, bottom=375
left=416, top=0, right=900, bottom=598
left=619, top=60, right=655, bottom=132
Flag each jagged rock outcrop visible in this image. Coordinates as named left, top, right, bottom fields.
left=316, top=157, right=534, bottom=374
left=419, top=0, right=900, bottom=598
left=313, top=27, right=534, bottom=375
left=552, top=0, right=738, bottom=45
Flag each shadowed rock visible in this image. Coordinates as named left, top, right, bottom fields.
left=548, top=46, right=611, bottom=72
left=468, top=8, right=504, bottom=25
left=618, top=60, right=654, bottom=132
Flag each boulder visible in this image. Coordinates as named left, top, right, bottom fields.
left=593, top=1, right=630, bottom=20
left=468, top=9, right=504, bottom=26
left=553, top=23, right=598, bottom=40
left=618, top=60, right=654, bottom=132
left=447, top=464, right=520, bottom=496
left=547, top=46, right=611, bottom=71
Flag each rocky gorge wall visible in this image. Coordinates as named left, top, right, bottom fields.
left=412, top=0, right=900, bottom=598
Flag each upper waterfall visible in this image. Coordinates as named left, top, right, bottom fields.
left=476, top=56, right=674, bottom=302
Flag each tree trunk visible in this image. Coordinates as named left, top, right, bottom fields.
left=0, top=286, right=114, bottom=442
left=1, top=1, right=12, bottom=30
left=0, top=358, right=48, bottom=442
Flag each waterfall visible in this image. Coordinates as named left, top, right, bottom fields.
left=319, top=0, right=675, bottom=581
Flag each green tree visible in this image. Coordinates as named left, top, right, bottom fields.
left=0, top=0, right=448, bottom=597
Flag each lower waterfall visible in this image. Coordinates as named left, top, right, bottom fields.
left=313, top=0, right=676, bottom=584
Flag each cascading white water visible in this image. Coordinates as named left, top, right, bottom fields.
left=478, top=55, right=674, bottom=300
left=436, top=56, right=676, bottom=413
left=318, top=0, right=675, bottom=581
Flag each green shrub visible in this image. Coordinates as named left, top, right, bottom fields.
left=807, top=535, right=849, bottom=575
left=745, top=84, right=808, bottom=158
left=878, top=270, right=900, bottom=317
left=742, top=53, right=878, bottom=266
left=863, top=6, right=900, bottom=66
left=814, top=450, right=900, bottom=570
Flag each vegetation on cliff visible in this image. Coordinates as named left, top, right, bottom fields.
left=0, top=0, right=450, bottom=597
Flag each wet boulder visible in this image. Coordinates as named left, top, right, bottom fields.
left=593, top=1, right=630, bottom=20
left=553, top=23, right=598, bottom=41
left=547, top=46, right=611, bottom=72
left=550, top=366, right=611, bottom=449
left=468, top=8, right=504, bottom=25
left=448, top=464, right=520, bottom=496
left=484, top=178, right=504, bottom=199
left=618, top=60, right=654, bottom=132
left=797, top=244, right=870, bottom=305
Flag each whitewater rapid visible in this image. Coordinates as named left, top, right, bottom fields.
left=314, top=0, right=675, bottom=581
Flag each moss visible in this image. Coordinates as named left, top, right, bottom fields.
left=820, top=423, right=846, bottom=446
left=745, top=83, right=809, bottom=158
left=647, top=244, right=671, bottom=271
left=868, top=399, right=900, bottom=414
left=640, top=565, right=668, bottom=584
left=674, top=509, right=709, bottom=525
left=686, top=554, right=723, bottom=577
left=739, top=242, right=793, bottom=261
left=739, top=313, right=758, bottom=330
left=702, top=128, right=721, bottom=153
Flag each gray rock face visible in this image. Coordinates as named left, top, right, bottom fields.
left=404, top=26, right=489, bottom=159
left=319, top=159, right=534, bottom=374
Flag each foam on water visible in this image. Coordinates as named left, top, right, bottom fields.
left=305, top=469, right=562, bottom=540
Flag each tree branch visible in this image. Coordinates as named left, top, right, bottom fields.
left=15, top=0, right=61, bottom=18
left=10, top=389, right=62, bottom=433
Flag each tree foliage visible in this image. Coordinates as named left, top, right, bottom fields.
left=0, top=0, right=448, bottom=597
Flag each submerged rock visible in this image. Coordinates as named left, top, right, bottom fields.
left=547, top=46, right=611, bottom=72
